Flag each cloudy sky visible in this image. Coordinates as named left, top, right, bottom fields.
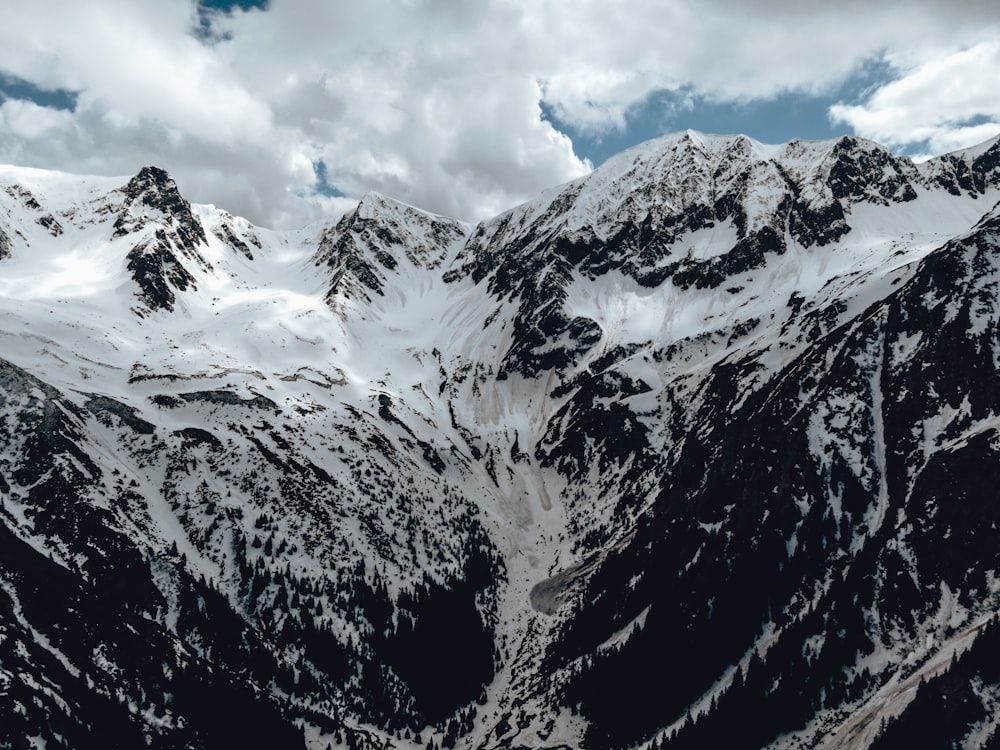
left=1, top=0, right=998, bottom=229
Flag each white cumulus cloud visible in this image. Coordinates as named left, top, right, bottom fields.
left=830, top=41, right=1000, bottom=156
left=0, top=1, right=998, bottom=228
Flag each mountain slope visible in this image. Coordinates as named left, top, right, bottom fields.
left=0, top=132, right=999, bottom=749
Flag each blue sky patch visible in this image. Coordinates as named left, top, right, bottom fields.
left=313, top=160, right=345, bottom=198
left=0, top=74, right=77, bottom=111
left=199, top=0, right=268, bottom=11
left=545, top=58, right=901, bottom=167
left=195, top=0, right=268, bottom=41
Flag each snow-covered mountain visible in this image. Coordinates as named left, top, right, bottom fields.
left=2, top=130, right=1000, bottom=749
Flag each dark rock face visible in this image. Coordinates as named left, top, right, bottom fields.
left=85, top=393, right=156, bottom=434
left=970, top=138, right=1000, bottom=192
left=922, top=137, right=1000, bottom=198
left=826, top=135, right=920, bottom=204
left=115, top=166, right=208, bottom=250
left=126, top=234, right=199, bottom=314
left=315, top=192, right=467, bottom=309
left=115, top=166, right=213, bottom=314
left=35, top=213, right=63, bottom=236
left=316, top=213, right=396, bottom=301
left=537, top=366, right=652, bottom=483
left=0, top=226, right=10, bottom=260
left=928, top=153, right=985, bottom=197
left=214, top=220, right=255, bottom=260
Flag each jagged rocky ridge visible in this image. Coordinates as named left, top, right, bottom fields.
left=0, top=131, right=999, bottom=749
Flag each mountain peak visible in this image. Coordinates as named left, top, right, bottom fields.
left=123, top=165, right=175, bottom=195
left=313, top=190, right=468, bottom=311
left=354, top=189, right=466, bottom=227
left=111, top=166, right=213, bottom=316
left=114, top=165, right=207, bottom=249
left=354, top=190, right=416, bottom=222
